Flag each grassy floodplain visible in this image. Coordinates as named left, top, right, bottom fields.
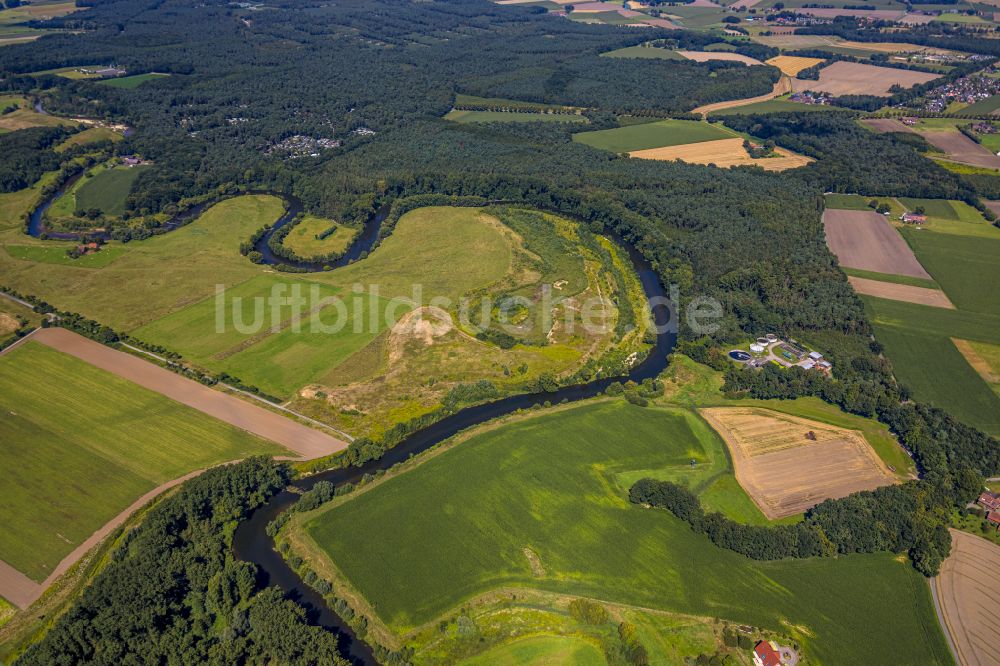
left=3, top=244, right=126, bottom=268
left=573, top=119, right=733, bottom=153
left=74, top=165, right=149, bottom=217
left=293, top=399, right=948, bottom=665
left=0, top=342, right=284, bottom=581
left=282, top=215, right=358, bottom=258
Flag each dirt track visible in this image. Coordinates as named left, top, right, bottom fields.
left=919, top=131, right=1000, bottom=170
left=848, top=276, right=954, bottom=309
left=823, top=209, right=932, bottom=279
left=701, top=407, right=896, bottom=519
left=934, top=530, right=1000, bottom=666
left=692, top=76, right=791, bottom=116
left=29, top=328, right=348, bottom=460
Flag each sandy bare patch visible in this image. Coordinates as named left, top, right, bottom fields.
left=934, top=530, right=1000, bottom=666
left=823, top=209, right=932, bottom=279
left=0, top=313, right=20, bottom=336
left=953, top=339, right=1000, bottom=384
left=919, top=130, right=1000, bottom=170
left=792, top=61, right=938, bottom=97
left=848, top=276, right=953, bottom=309
left=29, top=327, right=348, bottom=459
left=766, top=55, right=824, bottom=77
left=693, top=76, right=791, bottom=116
left=677, top=51, right=763, bottom=66
left=700, top=407, right=896, bottom=519
left=630, top=138, right=812, bottom=172
left=387, top=306, right=454, bottom=363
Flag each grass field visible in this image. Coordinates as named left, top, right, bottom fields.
left=282, top=215, right=358, bottom=258
left=901, top=228, right=1000, bottom=314
left=0, top=596, right=12, bottom=629
left=97, top=73, right=169, bottom=88
left=461, top=635, right=604, bottom=666
left=54, top=127, right=122, bottom=152
left=843, top=267, right=938, bottom=289
left=600, top=45, right=683, bottom=60
left=959, top=95, right=1000, bottom=115
left=0, top=342, right=284, bottom=581
left=453, top=95, right=578, bottom=112
left=445, top=109, right=586, bottom=124
left=4, top=244, right=126, bottom=268
left=573, top=119, right=733, bottom=153
left=895, top=198, right=1000, bottom=238
left=74, top=165, right=148, bottom=217
left=295, top=399, right=951, bottom=665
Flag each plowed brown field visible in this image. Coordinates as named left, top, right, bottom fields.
left=848, top=276, right=954, bottom=309
left=823, top=209, right=932, bottom=279
left=934, top=530, right=1000, bottom=666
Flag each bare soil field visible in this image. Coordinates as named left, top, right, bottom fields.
left=934, top=530, right=1000, bottom=666
left=862, top=118, right=914, bottom=133
left=693, top=76, right=791, bottom=116
left=677, top=51, right=763, bottom=66
left=642, top=17, right=681, bottom=28
left=823, top=209, right=933, bottom=279
left=919, top=131, right=1000, bottom=170
left=986, top=200, right=1000, bottom=217
left=766, top=55, right=824, bottom=77
left=792, top=61, right=938, bottom=97
left=730, top=0, right=761, bottom=8
left=630, top=138, right=812, bottom=171
left=848, top=276, right=954, bottom=309
left=700, top=407, right=896, bottom=520
left=30, top=328, right=348, bottom=459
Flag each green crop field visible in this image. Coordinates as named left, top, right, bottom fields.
left=282, top=215, right=358, bottom=258
left=709, top=98, right=845, bottom=117
left=445, top=109, right=587, bottom=124
left=901, top=228, right=1000, bottom=314
left=0, top=342, right=284, bottom=581
left=600, top=45, right=684, bottom=60
left=843, top=267, right=938, bottom=289
left=825, top=193, right=875, bottom=210
left=97, top=73, right=169, bottom=88
left=453, top=95, right=578, bottom=112
left=960, top=95, right=1000, bottom=115
left=74, top=165, right=149, bottom=217
left=4, top=244, right=126, bottom=268
left=573, top=119, right=733, bottom=153
left=297, top=400, right=950, bottom=665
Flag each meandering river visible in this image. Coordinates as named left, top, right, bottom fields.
left=26, top=185, right=676, bottom=664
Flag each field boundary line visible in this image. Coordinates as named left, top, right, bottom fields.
left=23, top=327, right=349, bottom=458
left=0, top=327, right=39, bottom=357
left=118, top=341, right=354, bottom=442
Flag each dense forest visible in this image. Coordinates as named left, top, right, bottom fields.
left=18, top=459, right=349, bottom=665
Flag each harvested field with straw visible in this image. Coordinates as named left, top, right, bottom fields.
left=848, top=276, right=954, bottom=309
left=792, top=61, right=938, bottom=97
left=700, top=407, right=897, bottom=520
left=863, top=118, right=915, bottom=133
left=933, top=530, right=1000, bottom=666
left=823, top=209, right=932, bottom=279
left=677, top=51, right=763, bottom=66
left=629, top=138, right=812, bottom=171
left=766, top=55, right=824, bottom=77
left=693, top=76, right=790, bottom=116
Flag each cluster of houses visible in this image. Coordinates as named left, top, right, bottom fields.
left=753, top=640, right=795, bottom=666
left=267, top=134, right=342, bottom=158
left=789, top=91, right=832, bottom=106
left=977, top=491, right=1000, bottom=529
left=922, top=72, right=1000, bottom=113
left=902, top=212, right=927, bottom=225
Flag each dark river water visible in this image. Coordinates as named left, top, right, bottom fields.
left=26, top=185, right=676, bottom=664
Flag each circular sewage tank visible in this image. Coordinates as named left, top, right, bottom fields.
left=756, top=337, right=769, bottom=346
left=729, top=350, right=752, bottom=362
left=749, top=343, right=766, bottom=354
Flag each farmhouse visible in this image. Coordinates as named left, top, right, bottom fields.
left=978, top=491, right=1000, bottom=511
left=753, top=640, right=783, bottom=666
left=902, top=213, right=927, bottom=225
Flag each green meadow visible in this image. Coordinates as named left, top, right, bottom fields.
left=601, top=45, right=684, bottom=60
left=445, top=109, right=587, bottom=124
left=901, top=228, right=1000, bottom=315
left=75, top=165, right=149, bottom=217
left=708, top=97, right=848, bottom=116
left=299, top=400, right=950, bottom=665
left=460, top=635, right=604, bottom=666
left=572, top=119, right=733, bottom=153
left=282, top=215, right=358, bottom=258
left=97, top=72, right=169, bottom=88
left=4, top=244, right=126, bottom=268
left=0, top=342, right=284, bottom=581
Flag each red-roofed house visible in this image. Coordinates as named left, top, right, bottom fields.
left=978, top=492, right=1000, bottom=512
left=754, top=641, right=783, bottom=666
left=988, top=510, right=1000, bottom=530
